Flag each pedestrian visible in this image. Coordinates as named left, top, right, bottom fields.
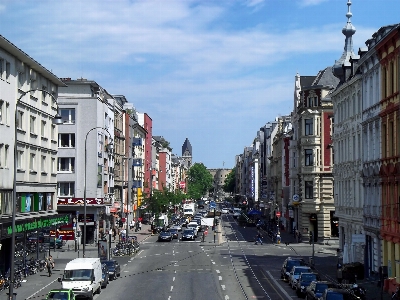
left=276, top=231, right=281, bottom=244
left=46, top=255, right=55, bottom=277
left=130, top=219, right=135, bottom=230
left=138, top=221, right=142, bottom=231
left=254, top=232, right=263, bottom=245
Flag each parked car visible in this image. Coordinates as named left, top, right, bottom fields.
left=305, top=281, right=338, bottom=300
left=295, top=272, right=320, bottom=297
left=158, top=231, right=173, bottom=242
left=101, top=264, right=109, bottom=289
left=288, top=266, right=312, bottom=289
left=101, top=260, right=121, bottom=280
left=321, top=288, right=354, bottom=300
left=281, top=257, right=307, bottom=281
left=46, top=289, right=75, bottom=300
left=182, top=229, right=196, bottom=241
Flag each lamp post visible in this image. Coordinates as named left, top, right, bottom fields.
left=9, top=89, right=62, bottom=300
left=83, top=127, right=113, bottom=257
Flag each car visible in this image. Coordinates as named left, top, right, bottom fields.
left=221, top=208, right=229, bottom=214
left=101, top=260, right=121, bottom=280
left=158, top=231, right=173, bottom=242
left=281, top=257, right=307, bottom=281
left=182, top=229, right=196, bottom=241
left=305, top=281, right=338, bottom=300
left=49, top=238, right=63, bottom=249
left=101, top=264, right=109, bottom=289
left=321, top=288, right=354, bottom=300
left=46, top=289, right=75, bottom=300
left=295, top=272, right=321, bottom=297
left=170, top=224, right=182, bottom=231
left=288, top=266, right=312, bottom=289
left=187, top=223, right=200, bottom=236
left=168, top=228, right=179, bottom=239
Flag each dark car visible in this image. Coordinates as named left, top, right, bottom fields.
left=46, top=289, right=75, bottom=300
left=158, top=231, right=173, bottom=242
left=101, top=264, right=109, bottom=289
left=306, top=281, right=338, bottom=300
left=101, top=260, right=121, bottom=280
left=281, top=257, right=307, bottom=281
left=322, top=288, right=354, bottom=300
left=182, top=229, right=195, bottom=241
left=168, top=228, right=179, bottom=239
left=295, top=272, right=320, bottom=297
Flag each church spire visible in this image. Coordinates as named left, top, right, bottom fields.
left=332, top=0, right=356, bottom=82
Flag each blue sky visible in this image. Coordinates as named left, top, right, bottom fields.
left=0, top=0, right=398, bottom=168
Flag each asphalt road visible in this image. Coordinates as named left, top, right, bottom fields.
left=1, top=213, right=368, bottom=300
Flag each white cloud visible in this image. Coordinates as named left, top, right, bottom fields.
left=298, top=0, right=329, bottom=7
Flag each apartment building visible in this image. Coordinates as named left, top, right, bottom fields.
left=57, top=78, right=115, bottom=245
left=0, top=35, right=67, bottom=273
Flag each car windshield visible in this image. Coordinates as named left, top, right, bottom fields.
left=160, top=232, right=170, bottom=236
left=294, top=268, right=310, bottom=275
left=287, top=260, right=303, bottom=270
left=326, top=293, right=349, bottom=300
left=102, top=261, right=115, bottom=268
left=47, top=291, right=69, bottom=300
left=63, top=269, right=92, bottom=281
left=301, top=274, right=317, bottom=281
left=316, top=284, right=329, bottom=293
left=183, top=230, right=194, bottom=234
left=169, top=229, right=178, bottom=233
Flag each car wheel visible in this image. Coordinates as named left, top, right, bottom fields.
left=97, top=286, right=101, bottom=294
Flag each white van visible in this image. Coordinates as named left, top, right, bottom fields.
left=59, top=258, right=102, bottom=300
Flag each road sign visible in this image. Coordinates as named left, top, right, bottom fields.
left=276, top=211, right=281, bottom=218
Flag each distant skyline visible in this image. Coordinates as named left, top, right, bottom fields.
left=0, top=0, right=398, bottom=168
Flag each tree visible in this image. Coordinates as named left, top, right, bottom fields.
left=187, top=163, right=213, bottom=200
left=223, top=168, right=236, bottom=193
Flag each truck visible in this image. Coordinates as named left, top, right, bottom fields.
left=183, top=203, right=195, bottom=216
left=58, top=258, right=102, bottom=300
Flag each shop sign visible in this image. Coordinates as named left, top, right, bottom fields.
left=6, top=214, right=69, bottom=235
left=78, top=214, right=94, bottom=223
left=57, top=198, right=104, bottom=205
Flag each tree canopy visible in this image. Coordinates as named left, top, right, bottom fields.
left=140, top=185, right=186, bottom=216
left=187, top=163, right=213, bottom=200
left=223, top=168, right=236, bottom=193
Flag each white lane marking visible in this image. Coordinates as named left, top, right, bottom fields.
left=266, top=270, right=292, bottom=299
left=26, top=278, right=58, bottom=299
left=173, top=276, right=176, bottom=281
left=225, top=295, right=229, bottom=300
left=168, top=297, right=171, bottom=300
left=221, top=285, right=226, bottom=290
left=212, top=261, right=215, bottom=264
left=124, top=270, right=129, bottom=272
left=123, top=263, right=128, bottom=266
left=155, top=253, right=161, bottom=255
left=219, top=276, right=222, bottom=281
left=170, top=286, right=174, bottom=291
left=216, top=270, right=220, bottom=273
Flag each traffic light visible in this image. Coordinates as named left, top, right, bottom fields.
left=215, top=219, right=219, bottom=226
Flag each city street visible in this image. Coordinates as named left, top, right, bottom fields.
left=0, top=216, right=391, bottom=300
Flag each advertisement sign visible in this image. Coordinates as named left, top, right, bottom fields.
left=98, top=240, right=108, bottom=260
left=179, top=181, right=186, bottom=189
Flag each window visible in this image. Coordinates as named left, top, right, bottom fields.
left=41, top=156, right=46, bottom=173
left=58, top=157, right=75, bottom=172
left=41, top=87, right=47, bottom=103
left=305, top=181, right=313, bottom=199
left=51, top=158, right=56, bottom=174
left=0, top=144, right=3, bottom=167
left=6, top=62, right=10, bottom=81
left=97, top=165, right=102, bottom=187
left=51, top=125, right=55, bottom=140
left=305, top=149, right=313, bottom=166
left=17, top=150, right=23, bottom=169
left=16, top=111, right=23, bottom=129
left=305, top=119, right=313, bottom=135
left=313, top=97, right=318, bottom=106
left=30, top=116, right=36, bottom=134
left=60, top=108, right=75, bottom=124
left=41, top=120, right=46, bottom=136
left=4, top=145, right=8, bottom=168
left=0, top=59, right=3, bottom=78
left=58, top=182, right=75, bottom=197
left=0, top=100, right=3, bottom=123
left=293, top=152, right=296, bottom=168
left=5, top=102, right=9, bottom=125
left=59, top=133, right=75, bottom=148
left=30, top=153, right=36, bottom=171
left=18, top=71, right=25, bottom=88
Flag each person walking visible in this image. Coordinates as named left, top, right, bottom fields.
left=46, top=255, right=55, bottom=277
left=276, top=231, right=281, bottom=244
left=254, top=232, right=263, bottom=245
left=138, top=221, right=142, bottom=231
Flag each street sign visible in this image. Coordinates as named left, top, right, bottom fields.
left=276, top=211, right=281, bottom=218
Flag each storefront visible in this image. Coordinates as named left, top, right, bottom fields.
left=0, top=213, right=70, bottom=275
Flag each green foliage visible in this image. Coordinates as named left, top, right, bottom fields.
left=141, top=185, right=186, bottom=215
left=187, top=163, right=213, bottom=200
left=223, top=168, right=236, bottom=193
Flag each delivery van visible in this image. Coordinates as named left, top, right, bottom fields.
left=58, top=258, right=102, bottom=300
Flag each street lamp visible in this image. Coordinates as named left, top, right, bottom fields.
left=83, top=127, right=113, bottom=257
left=9, top=89, right=62, bottom=300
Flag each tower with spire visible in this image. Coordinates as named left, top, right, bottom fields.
left=332, top=0, right=357, bottom=83
left=182, top=138, right=192, bottom=168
